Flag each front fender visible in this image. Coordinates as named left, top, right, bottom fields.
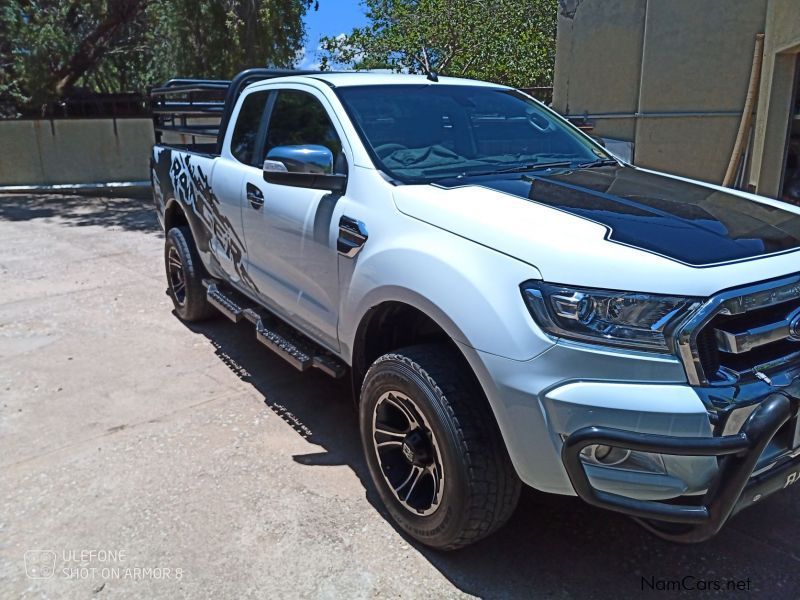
left=338, top=221, right=551, bottom=362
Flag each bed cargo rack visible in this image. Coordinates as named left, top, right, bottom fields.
left=150, top=68, right=323, bottom=152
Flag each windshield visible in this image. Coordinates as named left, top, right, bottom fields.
left=335, top=84, right=611, bottom=184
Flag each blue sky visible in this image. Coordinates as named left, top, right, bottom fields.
left=297, top=0, right=369, bottom=70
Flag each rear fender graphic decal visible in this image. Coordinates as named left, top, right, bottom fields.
left=153, top=148, right=258, bottom=291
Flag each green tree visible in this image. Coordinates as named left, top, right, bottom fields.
left=319, top=0, right=557, bottom=88
left=1, top=1, right=156, bottom=111
left=0, top=0, right=316, bottom=114
left=146, top=0, right=317, bottom=81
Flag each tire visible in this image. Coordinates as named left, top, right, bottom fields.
left=359, top=343, right=521, bottom=550
left=164, top=226, right=215, bottom=321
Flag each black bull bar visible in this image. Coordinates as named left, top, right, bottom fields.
left=562, top=392, right=799, bottom=543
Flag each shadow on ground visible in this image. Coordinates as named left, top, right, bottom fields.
left=0, top=193, right=159, bottom=233
left=184, top=315, right=800, bottom=599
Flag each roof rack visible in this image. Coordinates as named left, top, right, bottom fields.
left=150, top=68, right=323, bottom=152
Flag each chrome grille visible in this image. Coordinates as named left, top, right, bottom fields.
left=714, top=304, right=800, bottom=354
left=677, top=274, right=800, bottom=385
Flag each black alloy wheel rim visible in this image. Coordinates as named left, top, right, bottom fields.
left=371, top=390, right=445, bottom=516
left=167, top=246, right=187, bottom=306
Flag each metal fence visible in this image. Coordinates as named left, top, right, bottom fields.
left=8, top=93, right=150, bottom=120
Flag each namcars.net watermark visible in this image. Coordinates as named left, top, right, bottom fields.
left=641, top=575, right=752, bottom=593
left=25, top=549, right=182, bottom=581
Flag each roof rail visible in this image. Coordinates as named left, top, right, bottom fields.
left=149, top=68, right=323, bottom=151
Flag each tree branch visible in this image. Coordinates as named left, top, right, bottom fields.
left=54, top=0, right=151, bottom=97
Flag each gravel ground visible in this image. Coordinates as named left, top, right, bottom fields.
left=1, top=193, right=799, bottom=599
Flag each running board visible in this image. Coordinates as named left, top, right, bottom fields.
left=202, top=279, right=346, bottom=379
left=206, top=282, right=244, bottom=322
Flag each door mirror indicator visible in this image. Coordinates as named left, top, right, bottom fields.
left=263, top=159, right=288, bottom=173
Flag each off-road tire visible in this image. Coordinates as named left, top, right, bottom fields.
left=359, top=343, right=521, bottom=550
left=164, top=226, right=215, bottom=321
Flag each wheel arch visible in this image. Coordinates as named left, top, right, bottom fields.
left=348, top=291, right=477, bottom=405
left=164, top=197, right=190, bottom=233
left=352, top=301, right=442, bottom=396
left=162, top=198, right=218, bottom=282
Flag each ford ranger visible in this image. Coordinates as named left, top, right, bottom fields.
left=150, top=69, right=800, bottom=549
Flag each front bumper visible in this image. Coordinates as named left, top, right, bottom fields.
left=562, top=392, right=799, bottom=543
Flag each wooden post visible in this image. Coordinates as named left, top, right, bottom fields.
left=723, top=33, right=765, bottom=188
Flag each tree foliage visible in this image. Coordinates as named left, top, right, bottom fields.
left=2, top=1, right=154, bottom=110
left=147, top=0, right=315, bottom=80
left=0, top=0, right=316, bottom=113
left=319, top=0, right=557, bottom=88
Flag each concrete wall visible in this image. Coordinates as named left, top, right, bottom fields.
left=553, top=0, right=768, bottom=184
left=553, top=0, right=646, bottom=141
left=749, top=0, right=800, bottom=197
left=0, top=118, right=154, bottom=186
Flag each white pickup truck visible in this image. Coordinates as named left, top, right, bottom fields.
left=150, top=69, right=800, bottom=549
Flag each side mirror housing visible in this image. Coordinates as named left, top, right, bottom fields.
left=262, top=144, right=347, bottom=193
left=590, top=135, right=607, bottom=148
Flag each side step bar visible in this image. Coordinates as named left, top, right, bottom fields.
left=202, top=280, right=346, bottom=379
left=206, top=282, right=244, bottom=322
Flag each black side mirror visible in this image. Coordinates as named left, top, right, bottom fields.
left=262, top=144, right=347, bottom=193
left=590, top=136, right=607, bottom=148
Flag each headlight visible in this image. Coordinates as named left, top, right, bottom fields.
left=521, top=281, right=701, bottom=352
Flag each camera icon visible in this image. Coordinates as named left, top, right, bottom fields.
left=25, top=550, right=57, bottom=579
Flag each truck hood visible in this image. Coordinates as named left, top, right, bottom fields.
left=392, top=164, right=800, bottom=296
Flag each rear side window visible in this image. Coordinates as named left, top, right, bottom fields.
left=264, top=90, right=344, bottom=171
left=230, top=91, right=268, bottom=164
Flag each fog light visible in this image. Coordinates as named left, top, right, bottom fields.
left=571, top=442, right=666, bottom=474
left=595, top=446, right=631, bottom=466
left=593, top=444, right=612, bottom=461
left=581, top=444, right=631, bottom=466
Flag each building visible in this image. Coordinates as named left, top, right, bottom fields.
left=553, top=0, right=800, bottom=200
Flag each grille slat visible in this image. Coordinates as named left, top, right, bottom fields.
left=677, top=275, right=800, bottom=385
left=699, top=298, right=800, bottom=381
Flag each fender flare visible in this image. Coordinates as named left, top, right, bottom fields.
left=346, top=284, right=473, bottom=365
left=338, top=238, right=546, bottom=363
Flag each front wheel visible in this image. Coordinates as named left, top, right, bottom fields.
left=359, top=344, right=521, bottom=550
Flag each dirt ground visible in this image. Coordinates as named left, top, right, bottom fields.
left=1, top=194, right=799, bottom=599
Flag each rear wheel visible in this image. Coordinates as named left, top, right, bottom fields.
left=359, top=343, right=520, bottom=550
left=164, top=226, right=215, bottom=321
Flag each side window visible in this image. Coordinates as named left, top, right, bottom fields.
left=264, top=90, right=345, bottom=172
left=230, top=91, right=269, bottom=165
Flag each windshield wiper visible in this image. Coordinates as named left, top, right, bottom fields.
left=459, top=161, right=575, bottom=178
left=494, top=161, right=575, bottom=174
left=576, top=158, right=620, bottom=168
left=452, top=157, right=619, bottom=180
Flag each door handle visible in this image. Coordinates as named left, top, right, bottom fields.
left=246, top=183, right=264, bottom=209
left=247, top=192, right=264, bottom=209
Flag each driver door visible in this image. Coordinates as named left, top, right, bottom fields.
left=240, top=87, right=348, bottom=352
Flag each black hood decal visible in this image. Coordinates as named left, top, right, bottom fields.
left=434, top=165, right=800, bottom=267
